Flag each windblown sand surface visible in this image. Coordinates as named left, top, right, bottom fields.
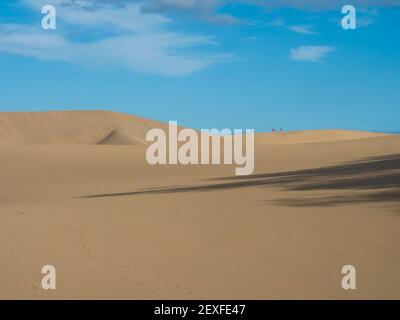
left=0, top=111, right=399, bottom=299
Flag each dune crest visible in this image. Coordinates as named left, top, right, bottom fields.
left=0, top=110, right=167, bottom=145
left=0, top=111, right=391, bottom=146
left=255, top=129, right=388, bottom=145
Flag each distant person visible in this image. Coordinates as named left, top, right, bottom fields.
left=272, top=128, right=276, bottom=132
left=280, top=127, right=284, bottom=132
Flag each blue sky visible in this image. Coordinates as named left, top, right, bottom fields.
left=0, top=0, right=399, bottom=132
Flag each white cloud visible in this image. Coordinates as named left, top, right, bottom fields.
left=268, top=18, right=285, bottom=27
left=290, top=45, right=334, bottom=62
left=330, top=7, right=380, bottom=28
left=142, top=0, right=222, bottom=11
left=141, top=0, right=238, bottom=24
left=0, top=23, right=227, bottom=76
left=0, top=0, right=229, bottom=76
left=357, top=8, right=380, bottom=28
left=248, top=0, right=400, bottom=10
left=287, top=25, right=317, bottom=35
left=0, top=24, right=69, bottom=60
left=23, top=0, right=170, bottom=32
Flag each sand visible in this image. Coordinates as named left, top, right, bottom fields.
left=0, top=110, right=399, bottom=299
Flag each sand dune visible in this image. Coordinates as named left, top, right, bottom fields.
left=255, top=129, right=388, bottom=145
left=0, top=111, right=388, bottom=146
left=0, top=111, right=168, bottom=145
left=0, top=111, right=399, bottom=299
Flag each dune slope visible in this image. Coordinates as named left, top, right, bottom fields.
left=255, top=129, right=388, bottom=145
left=0, top=111, right=168, bottom=145
left=0, top=111, right=389, bottom=146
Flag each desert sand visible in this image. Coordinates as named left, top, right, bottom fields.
left=0, top=110, right=399, bottom=299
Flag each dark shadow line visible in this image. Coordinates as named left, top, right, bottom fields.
left=80, top=153, right=400, bottom=206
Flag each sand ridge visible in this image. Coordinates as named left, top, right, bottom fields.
left=255, top=129, right=388, bottom=145
left=0, top=110, right=168, bottom=145
left=0, top=110, right=389, bottom=146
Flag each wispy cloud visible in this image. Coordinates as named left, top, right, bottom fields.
left=290, top=45, right=334, bottom=62
left=142, top=0, right=221, bottom=11
left=0, top=23, right=229, bottom=75
left=287, top=24, right=317, bottom=34
left=357, top=8, right=380, bottom=28
left=0, top=0, right=230, bottom=76
left=249, top=0, right=400, bottom=10
left=140, top=0, right=238, bottom=25
left=144, top=0, right=400, bottom=12
left=330, top=7, right=380, bottom=28
left=268, top=17, right=285, bottom=27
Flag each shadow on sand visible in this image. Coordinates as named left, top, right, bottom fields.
left=80, top=154, right=400, bottom=207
